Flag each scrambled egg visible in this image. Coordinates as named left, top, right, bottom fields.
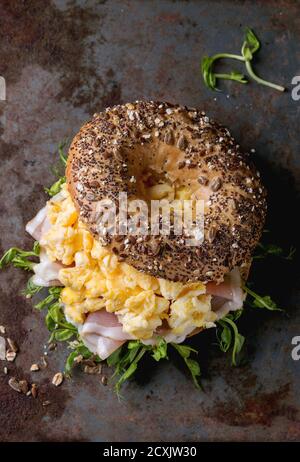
left=40, top=185, right=217, bottom=340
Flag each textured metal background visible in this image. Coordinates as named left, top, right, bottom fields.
left=0, top=0, right=300, bottom=442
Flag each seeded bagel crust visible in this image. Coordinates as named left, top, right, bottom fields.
left=66, top=101, right=267, bottom=284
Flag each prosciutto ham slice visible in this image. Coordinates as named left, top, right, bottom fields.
left=31, top=250, right=63, bottom=287
left=25, top=206, right=50, bottom=241
left=79, top=311, right=132, bottom=360
left=26, top=204, right=64, bottom=287
left=206, top=267, right=246, bottom=319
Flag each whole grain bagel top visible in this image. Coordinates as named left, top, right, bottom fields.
left=66, top=101, right=267, bottom=284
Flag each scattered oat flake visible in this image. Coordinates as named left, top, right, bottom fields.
left=30, top=364, right=40, bottom=372
left=52, top=372, right=64, bottom=387
left=101, top=375, right=108, bottom=386
left=8, top=377, right=21, bottom=393
left=6, top=350, right=16, bottom=362
left=0, top=336, right=6, bottom=360
left=42, top=400, right=51, bottom=407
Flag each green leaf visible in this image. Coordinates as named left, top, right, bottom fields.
left=171, top=343, right=201, bottom=389
left=34, top=286, right=62, bottom=310
left=217, top=314, right=245, bottom=366
left=77, top=344, right=94, bottom=359
left=107, top=346, right=123, bottom=367
left=33, top=241, right=40, bottom=255
left=55, top=329, right=75, bottom=342
left=152, top=338, right=168, bottom=361
left=201, top=56, right=217, bottom=91
left=44, top=176, right=66, bottom=197
left=243, top=28, right=260, bottom=57
left=48, top=303, right=64, bottom=323
left=185, top=358, right=201, bottom=389
left=218, top=324, right=232, bottom=352
left=244, top=286, right=283, bottom=311
left=115, top=347, right=147, bottom=394
left=65, top=350, right=80, bottom=375
left=22, top=279, right=43, bottom=297
left=0, top=242, right=40, bottom=270
left=58, top=142, right=68, bottom=166
left=45, top=310, right=56, bottom=331
left=286, top=246, right=296, bottom=260
left=45, top=141, right=68, bottom=196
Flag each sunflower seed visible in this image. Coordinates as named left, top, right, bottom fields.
left=210, top=177, right=222, bottom=192
left=89, top=180, right=100, bottom=188
left=0, top=326, right=5, bottom=334
left=8, top=377, right=21, bottom=393
left=198, top=176, right=208, bottom=186
left=84, top=365, right=102, bottom=375
left=208, top=227, right=217, bottom=243
left=164, top=130, right=174, bottom=145
left=52, top=372, right=64, bottom=387
left=7, top=338, right=18, bottom=353
left=101, top=375, right=108, bottom=386
left=177, top=135, right=187, bottom=150
left=30, top=364, right=40, bottom=372
left=3, top=366, right=8, bottom=374
left=48, top=342, right=57, bottom=351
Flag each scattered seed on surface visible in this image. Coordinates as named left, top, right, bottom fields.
left=52, top=372, right=64, bottom=387
left=30, top=364, right=40, bottom=372
left=3, top=366, right=8, bottom=374
left=8, top=377, right=21, bottom=393
left=74, top=354, right=83, bottom=364
left=0, top=326, right=5, bottom=334
left=164, top=130, right=174, bottom=145
left=177, top=135, right=187, bottom=150
left=210, top=177, right=222, bottom=192
left=84, top=365, right=101, bottom=375
left=31, top=384, right=38, bottom=398
left=48, top=342, right=57, bottom=351
left=6, top=350, right=16, bottom=362
left=42, top=400, right=51, bottom=407
left=208, top=227, right=217, bottom=243
left=0, top=336, right=6, bottom=360
left=101, top=375, right=108, bottom=386
left=198, top=176, right=208, bottom=186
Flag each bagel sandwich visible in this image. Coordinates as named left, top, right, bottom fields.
left=1, top=101, right=267, bottom=389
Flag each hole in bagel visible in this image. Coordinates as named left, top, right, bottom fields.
left=121, top=141, right=211, bottom=213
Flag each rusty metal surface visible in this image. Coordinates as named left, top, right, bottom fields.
left=0, top=0, right=300, bottom=442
